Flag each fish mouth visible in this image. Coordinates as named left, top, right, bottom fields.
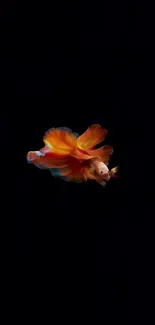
left=102, top=173, right=110, bottom=181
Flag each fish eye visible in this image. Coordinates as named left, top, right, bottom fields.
left=100, top=171, right=103, bottom=174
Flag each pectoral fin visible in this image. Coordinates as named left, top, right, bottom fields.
left=109, top=166, right=119, bottom=177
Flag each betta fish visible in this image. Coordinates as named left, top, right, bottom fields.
left=27, top=124, right=119, bottom=187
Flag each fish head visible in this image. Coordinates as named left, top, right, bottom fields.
left=91, top=159, right=110, bottom=181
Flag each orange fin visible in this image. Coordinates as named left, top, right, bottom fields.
left=77, top=124, right=108, bottom=150
left=27, top=149, right=86, bottom=182
left=84, top=167, right=97, bottom=180
left=27, top=150, right=72, bottom=169
left=87, top=145, right=113, bottom=165
left=72, top=148, right=92, bottom=161
left=43, top=127, right=78, bottom=155
left=58, top=157, right=87, bottom=182
left=99, top=145, right=113, bottom=165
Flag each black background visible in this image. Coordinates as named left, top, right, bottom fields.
left=1, top=1, right=154, bottom=322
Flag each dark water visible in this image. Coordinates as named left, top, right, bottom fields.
left=2, top=1, right=154, bottom=322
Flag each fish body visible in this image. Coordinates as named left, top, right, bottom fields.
left=27, top=124, right=119, bottom=186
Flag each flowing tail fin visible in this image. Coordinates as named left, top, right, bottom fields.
left=27, top=126, right=79, bottom=169
left=27, top=151, right=43, bottom=165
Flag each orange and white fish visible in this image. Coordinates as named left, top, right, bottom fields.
left=27, top=124, right=119, bottom=187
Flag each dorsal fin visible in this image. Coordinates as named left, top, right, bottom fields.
left=77, top=124, right=108, bottom=150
